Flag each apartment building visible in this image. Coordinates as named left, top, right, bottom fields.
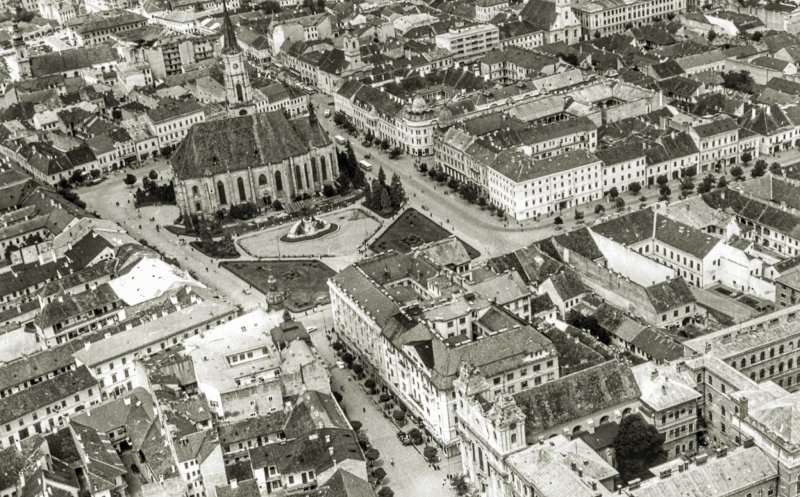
left=435, top=24, right=500, bottom=61
left=0, top=366, right=101, bottom=448
left=145, top=98, right=205, bottom=150
left=328, top=251, right=558, bottom=453
left=485, top=149, right=603, bottom=221
left=73, top=297, right=237, bottom=399
left=632, top=362, right=702, bottom=458
left=596, top=142, right=647, bottom=194
left=689, top=117, right=740, bottom=174
left=573, top=0, right=688, bottom=38
left=64, top=10, right=147, bottom=46
left=35, top=283, right=125, bottom=347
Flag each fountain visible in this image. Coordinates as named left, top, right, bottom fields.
left=281, top=212, right=338, bottom=242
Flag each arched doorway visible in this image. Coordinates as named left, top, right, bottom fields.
left=275, top=171, right=283, bottom=192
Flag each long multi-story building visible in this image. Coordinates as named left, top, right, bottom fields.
left=572, top=0, right=688, bottom=39
left=485, top=149, right=603, bottom=221
left=435, top=24, right=500, bottom=62
left=328, top=250, right=558, bottom=453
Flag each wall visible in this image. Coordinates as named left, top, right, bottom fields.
left=590, top=230, right=675, bottom=287
left=220, top=380, right=283, bottom=422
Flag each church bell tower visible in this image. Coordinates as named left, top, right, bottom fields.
left=222, top=0, right=255, bottom=116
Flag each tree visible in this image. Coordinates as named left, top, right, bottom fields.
left=389, top=147, right=402, bottom=159
left=770, top=162, right=783, bottom=175
left=230, top=202, right=257, bottom=220
left=372, top=468, right=387, bottom=484
left=656, top=175, right=669, bottom=188
left=615, top=196, right=626, bottom=210
left=364, top=378, right=376, bottom=392
left=752, top=159, right=767, bottom=178
left=419, top=162, right=428, bottom=173
left=322, top=184, right=336, bottom=197
left=342, top=352, right=354, bottom=365
left=594, top=204, right=605, bottom=214
left=574, top=209, right=584, bottom=221
left=730, top=166, right=744, bottom=181
left=628, top=181, right=642, bottom=195
left=389, top=173, right=406, bottom=211
left=260, top=0, right=281, bottom=13
left=377, top=488, right=394, bottom=497
left=608, top=186, right=619, bottom=199
left=378, top=166, right=387, bottom=187
left=379, top=392, right=391, bottom=402
left=554, top=216, right=563, bottom=225
left=741, top=151, right=753, bottom=166
left=70, top=169, right=85, bottom=185
left=717, top=176, right=728, bottom=188
left=613, top=413, right=666, bottom=483
left=282, top=310, right=292, bottom=322
left=708, top=30, right=717, bottom=42
left=124, top=174, right=137, bottom=186
left=424, top=446, right=438, bottom=461
left=722, top=70, right=755, bottom=93
left=452, top=475, right=469, bottom=496
left=392, top=409, right=406, bottom=422
left=659, top=185, right=671, bottom=200
left=148, top=170, right=158, bottom=180
left=353, top=364, right=364, bottom=377
left=90, top=169, right=101, bottom=179
left=351, top=420, right=362, bottom=432
left=680, top=176, right=694, bottom=195
left=697, top=174, right=715, bottom=193
left=365, top=448, right=380, bottom=463
left=751, top=31, right=763, bottom=42
left=272, top=199, right=283, bottom=210
left=379, top=187, right=391, bottom=213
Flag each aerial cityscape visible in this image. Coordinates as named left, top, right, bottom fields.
left=6, top=0, right=800, bottom=495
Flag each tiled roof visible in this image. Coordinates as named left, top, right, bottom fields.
left=692, top=117, right=738, bottom=138
left=0, top=366, right=98, bottom=425
left=249, top=428, right=363, bottom=473
left=30, top=45, right=118, bottom=78
left=218, top=411, right=288, bottom=445
left=216, top=479, right=260, bottom=497
left=645, top=278, right=695, bottom=313
left=513, top=360, right=641, bottom=439
left=591, top=208, right=655, bottom=246
left=489, top=149, right=600, bottom=183
left=630, top=447, right=777, bottom=497
left=170, top=111, right=329, bottom=181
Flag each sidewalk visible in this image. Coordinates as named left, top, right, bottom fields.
left=308, top=321, right=458, bottom=497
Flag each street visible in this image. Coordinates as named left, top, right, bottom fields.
left=305, top=307, right=459, bottom=497
left=79, top=162, right=267, bottom=310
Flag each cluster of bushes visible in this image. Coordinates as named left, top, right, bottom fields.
left=364, top=168, right=405, bottom=215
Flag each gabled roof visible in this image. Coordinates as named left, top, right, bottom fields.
left=0, top=367, right=98, bottom=425
left=30, top=45, right=117, bottom=78
left=513, top=360, right=640, bottom=439
left=171, top=111, right=330, bottom=181
left=249, top=428, right=363, bottom=473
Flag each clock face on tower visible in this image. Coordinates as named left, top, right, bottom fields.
left=232, top=63, right=238, bottom=70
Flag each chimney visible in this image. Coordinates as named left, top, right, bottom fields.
left=587, top=419, right=595, bottom=434
left=229, top=480, right=237, bottom=489
left=563, top=427, right=572, bottom=440
left=628, top=479, right=641, bottom=490
left=716, top=446, right=727, bottom=458
left=751, top=107, right=756, bottom=120
left=695, top=454, right=708, bottom=465
left=538, top=436, right=545, bottom=445
left=328, top=446, right=334, bottom=456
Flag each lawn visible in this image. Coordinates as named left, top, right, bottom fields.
left=370, top=208, right=479, bottom=258
left=221, top=259, right=335, bottom=312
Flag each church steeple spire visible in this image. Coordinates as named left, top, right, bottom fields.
left=222, top=0, right=240, bottom=54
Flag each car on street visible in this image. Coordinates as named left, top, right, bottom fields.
left=336, top=361, right=346, bottom=369
left=307, top=326, right=317, bottom=332
left=131, top=464, right=140, bottom=474
left=324, top=109, right=331, bottom=117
